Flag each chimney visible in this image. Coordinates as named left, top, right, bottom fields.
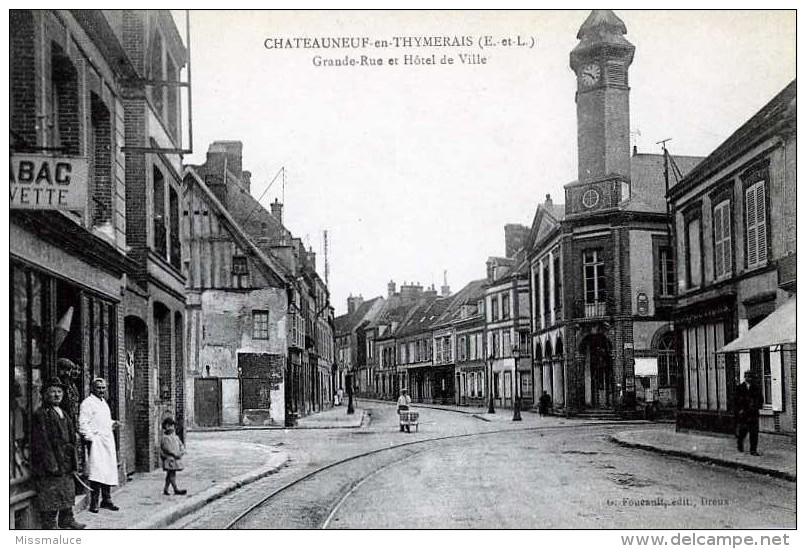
left=388, top=280, right=397, bottom=298
left=486, top=259, right=495, bottom=283
left=204, top=141, right=244, bottom=208
left=544, top=193, right=553, bottom=209
left=307, top=247, right=316, bottom=273
left=271, top=198, right=284, bottom=225
left=400, top=282, right=423, bottom=301
left=504, top=224, right=529, bottom=258
left=242, top=170, right=252, bottom=192
left=440, top=270, right=450, bottom=297
left=207, top=141, right=243, bottom=178
left=347, top=294, right=364, bottom=314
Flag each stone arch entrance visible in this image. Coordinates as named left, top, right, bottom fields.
left=124, top=315, right=148, bottom=473
left=580, top=334, right=613, bottom=407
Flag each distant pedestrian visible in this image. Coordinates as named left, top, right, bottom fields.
left=30, top=377, right=85, bottom=529
left=160, top=417, right=187, bottom=496
left=78, top=378, right=120, bottom=513
left=735, top=370, right=763, bottom=456
left=397, top=388, right=412, bottom=433
left=538, top=391, right=552, bottom=417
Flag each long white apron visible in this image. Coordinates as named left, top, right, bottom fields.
left=78, top=395, right=119, bottom=486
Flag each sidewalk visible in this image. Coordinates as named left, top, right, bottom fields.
left=611, top=425, right=796, bottom=482
left=74, top=406, right=364, bottom=529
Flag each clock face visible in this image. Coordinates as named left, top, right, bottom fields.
left=579, top=63, right=601, bottom=87
left=582, top=188, right=600, bottom=209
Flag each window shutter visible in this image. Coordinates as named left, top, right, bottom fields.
left=713, top=205, right=724, bottom=277
left=746, top=186, right=757, bottom=266
left=755, top=183, right=767, bottom=264
left=770, top=350, right=782, bottom=412
left=722, top=203, right=732, bottom=274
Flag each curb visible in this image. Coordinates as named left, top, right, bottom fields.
left=187, top=410, right=365, bottom=433
left=130, top=452, right=289, bottom=529
left=609, top=435, right=796, bottom=483
left=294, top=410, right=366, bottom=429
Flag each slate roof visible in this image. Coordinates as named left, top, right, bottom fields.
left=432, top=279, right=487, bottom=328
left=333, top=296, right=384, bottom=336
left=393, top=296, right=451, bottom=339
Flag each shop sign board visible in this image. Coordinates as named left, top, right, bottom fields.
left=10, top=154, right=88, bottom=210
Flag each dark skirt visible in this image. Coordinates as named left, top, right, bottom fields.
left=162, top=456, right=184, bottom=471
left=36, top=474, right=75, bottom=511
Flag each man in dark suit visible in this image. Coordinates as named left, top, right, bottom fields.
left=735, top=369, right=763, bottom=456
left=30, top=377, right=86, bottom=529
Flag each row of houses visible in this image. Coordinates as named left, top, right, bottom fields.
left=9, top=10, right=334, bottom=529
left=335, top=11, right=796, bottom=440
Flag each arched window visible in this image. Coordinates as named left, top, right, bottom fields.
left=657, top=332, right=676, bottom=388
left=534, top=341, right=543, bottom=362
left=544, top=340, right=553, bottom=361
left=555, top=337, right=564, bottom=357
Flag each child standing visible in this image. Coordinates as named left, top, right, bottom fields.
left=160, top=417, right=187, bottom=495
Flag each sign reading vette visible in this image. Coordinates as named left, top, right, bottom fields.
left=10, top=154, right=87, bottom=210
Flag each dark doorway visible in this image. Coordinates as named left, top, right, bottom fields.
left=582, top=334, right=613, bottom=407
left=124, top=316, right=148, bottom=473
left=194, top=377, right=222, bottom=427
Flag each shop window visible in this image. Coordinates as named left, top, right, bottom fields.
left=11, top=262, right=118, bottom=484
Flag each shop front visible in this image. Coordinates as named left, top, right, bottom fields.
left=10, top=213, right=132, bottom=528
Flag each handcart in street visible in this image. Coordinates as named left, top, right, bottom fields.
left=398, top=408, right=419, bottom=433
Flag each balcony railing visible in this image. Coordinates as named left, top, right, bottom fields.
left=574, top=299, right=610, bottom=319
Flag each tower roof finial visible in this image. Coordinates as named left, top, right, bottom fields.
left=576, top=10, right=628, bottom=40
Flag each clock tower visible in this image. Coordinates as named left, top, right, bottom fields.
left=570, top=10, right=635, bottom=192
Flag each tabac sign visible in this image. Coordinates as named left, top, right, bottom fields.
left=10, top=154, right=88, bottom=210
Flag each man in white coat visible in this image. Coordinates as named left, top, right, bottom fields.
left=78, top=378, right=120, bottom=513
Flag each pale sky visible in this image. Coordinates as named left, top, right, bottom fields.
left=174, top=10, right=795, bottom=316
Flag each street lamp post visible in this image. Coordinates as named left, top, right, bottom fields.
left=512, top=346, right=522, bottom=421
left=487, top=353, right=495, bottom=414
